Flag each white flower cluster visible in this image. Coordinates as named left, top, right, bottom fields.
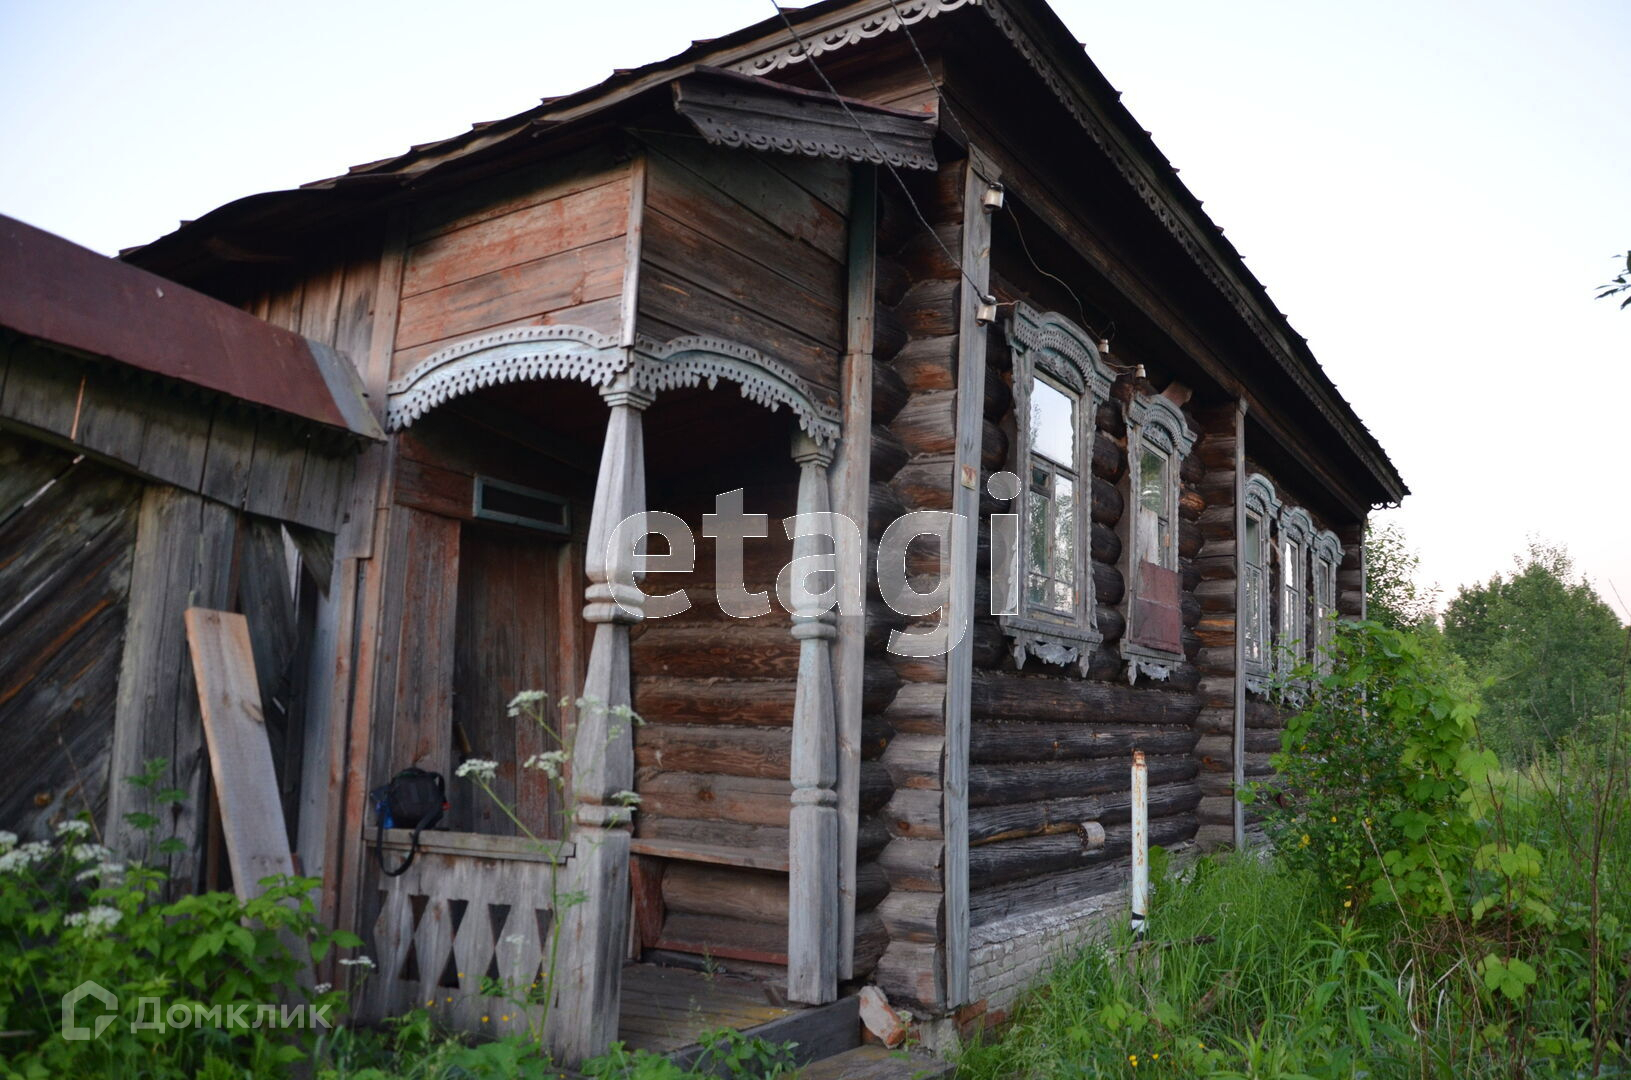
left=523, top=750, right=569, bottom=779
left=65, top=905, right=122, bottom=934
left=0, top=841, right=51, bottom=874
left=610, top=789, right=642, bottom=808
left=54, top=820, right=92, bottom=838
left=338, top=955, right=376, bottom=970
left=455, top=759, right=498, bottom=783
left=0, top=830, right=17, bottom=852
left=506, top=689, right=551, bottom=717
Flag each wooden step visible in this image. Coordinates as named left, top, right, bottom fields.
left=797, top=1045, right=954, bottom=1079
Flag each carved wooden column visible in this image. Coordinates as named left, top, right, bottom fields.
left=555, top=375, right=650, bottom=1062
left=787, top=430, right=840, bottom=1004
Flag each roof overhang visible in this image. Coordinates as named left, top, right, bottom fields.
left=1, top=214, right=381, bottom=440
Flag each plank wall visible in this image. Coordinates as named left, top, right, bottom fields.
left=636, top=134, right=849, bottom=404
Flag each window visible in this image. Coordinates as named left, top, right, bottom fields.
left=1121, top=393, right=1196, bottom=681
left=1000, top=304, right=1114, bottom=673
left=1277, top=505, right=1314, bottom=673
left=1311, top=530, right=1343, bottom=669
left=1241, top=473, right=1281, bottom=694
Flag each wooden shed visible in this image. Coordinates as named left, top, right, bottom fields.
left=6, top=0, right=1406, bottom=1068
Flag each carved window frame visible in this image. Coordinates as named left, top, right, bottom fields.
left=1000, top=305, right=1115, bottom=674
left=1120, top=393, right=1197, bottom=682
left=1277, top=505, right=1314, bottom=676
left=1310, top=529, right=1344, bottom=671
left=1241, top=473, right=1282, bottom=695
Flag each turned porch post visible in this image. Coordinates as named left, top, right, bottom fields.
left=787, top=430, right=840, bottom=1004
left=555, top=376, right=650, bottom=1061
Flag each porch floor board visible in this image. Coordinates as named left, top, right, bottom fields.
left=616, top=963, right=797, bottom=1053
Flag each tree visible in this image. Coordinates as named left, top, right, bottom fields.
left=1444, top=541, right=1625, bottom=756
left=1365, top=520, right=1438, bottom=631
left=1596, top=250, right=1631, bottom=309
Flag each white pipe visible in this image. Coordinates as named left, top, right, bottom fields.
left=1131, top=750, right=1148, bottom=939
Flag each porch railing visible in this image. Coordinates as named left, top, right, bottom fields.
left=362, top=829, right=575, bottom=1040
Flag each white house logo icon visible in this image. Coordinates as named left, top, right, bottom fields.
left=61, top=980, right=117, bottom=1041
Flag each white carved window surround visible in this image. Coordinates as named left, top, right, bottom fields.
left=1121, top=393, right=1197, bottom=682
left=1241, top=472, right=1281, bottom=695
left=1311, top=528, right=1344, bottom=671
left=1277, top=505, right=1314, bottom=675
left=1000, top=305, right=1114, bottom=673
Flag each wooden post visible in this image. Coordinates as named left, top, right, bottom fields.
left=787, top=430, right=840, bottom=1005
left=555, top=375, right=649, bottom=1062
left=944, top=146, right=1001, bottom=1006
left=831, top=165, right=877, bottom=980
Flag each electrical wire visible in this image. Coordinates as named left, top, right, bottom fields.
left=765, top=1, right=990, bottom=304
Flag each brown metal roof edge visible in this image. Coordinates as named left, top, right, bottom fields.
left=1, top=213, right=381, bottom=441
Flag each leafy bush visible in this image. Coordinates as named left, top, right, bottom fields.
left=0, top=818, right=355, bottom=1079
left=1248, top=619, right=1492, bottom=917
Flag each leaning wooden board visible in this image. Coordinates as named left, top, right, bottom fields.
left=185, top=607, right=313, bottom=987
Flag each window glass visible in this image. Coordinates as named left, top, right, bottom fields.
left=1136, top=448, right=1169, bottom=567
left=1030, top=378, right=1075, bottom=466
left=1026, top=467, right=1076, bottom=615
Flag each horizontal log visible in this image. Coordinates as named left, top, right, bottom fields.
left=1198, top=435, right=1236, bottom=470
left=862, top=714, right=895, bottom=761
left=1094, top=560, right=1124, bottom=606
left=875, top=889, right=943, bottom=944
left=1091, top=432, right=1124, bottom=482
left=873, top=353, right=910, bottom=423
left=857, top=861, right=890, bottom=913
left=882, top=681, right=946, bottom=736
left=1179, top=519, right=1203, bottom=559
left=969, top=814, right=1197, bottom=893
left=970, top=670, right=1203, bottom=726
left=1180, top=452, right=1205, bottom=484
left=874, top=303, right=908, bottom=365
left=632, top=624, right=798, bottom=679
left=873, top=940, right=944, bottom=1013
left=878, top=837, right=943, bottom=891
left=883, top=787, right=942, bottom=840
left=636, top=724, right=788, bottom=777
left=635, top=815, right=788, bottom=856
left=860, top=759, right=894, bottom=814
left=890, top=456, right=953, bottom=512
left=967, top=795, right=1101, bottom=846
left=853, top=909, right=888, bottom=980
left=1195, top=579, right=1236, bottom=615
left=968, top=755, right=1197, bottom=807
left=890, top=334, right=957, bottom=393
left=663, top=863, right=786, bottom=923
left=635, top=677, right=793, bottom=727
left=1090, top=476, right=1123, bottom=527
left=882, top=732, right=943, bottom=789
left=968, top=722, right=1198, bottom=764
left=1179, top=488, right=1205, bottom=522
left=893, top=221, right=962, bottom=284
left=1096, top=781, right=1201, bottom=825
left=637, top=772, right=790, bottom=826
left=1091, top=521, right=1121, bottom=565
left=656, top=912, right=785, bottom=965
left=897, top=278, right=958, bottom=337
left=875, top=254, right=912, bottom=308
left=871, top=424, right=909, bottom=485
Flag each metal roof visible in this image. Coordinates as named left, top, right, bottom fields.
left=1, top=213, right=380, bottom=440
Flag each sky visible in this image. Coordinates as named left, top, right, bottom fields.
left=2, top=0, right=1627, bottom=620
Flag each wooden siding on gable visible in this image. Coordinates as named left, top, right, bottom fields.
left=636, top=135, right=849, bottom=402
left=389, top=156, right=634, bottom=381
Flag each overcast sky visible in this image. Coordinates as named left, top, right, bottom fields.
left=2, top=0, right=1627, bottom=619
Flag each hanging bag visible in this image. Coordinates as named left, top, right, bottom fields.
left=369, top=767, right=447, bottom=877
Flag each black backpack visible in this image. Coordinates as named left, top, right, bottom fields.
left=369, top=767, right=447, bottom=877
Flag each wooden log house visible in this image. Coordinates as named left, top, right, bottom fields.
left=3, top=0, right=1405, bottom=1065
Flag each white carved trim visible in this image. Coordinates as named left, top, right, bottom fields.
left=1278, top=504, right=1314, bottom=546
left=632, top=334, right=842, bottom=447
left=1311, top=527, right=1343, bottom=567
left=385, top=325, right=627, bottom=431
left=684, top=114, right=937, bottom=171
left=1006, top=303, right=1115, bottom=401
left=729, top=0, right=981, bottom=77
left=383, top=326, right=842, bottom=445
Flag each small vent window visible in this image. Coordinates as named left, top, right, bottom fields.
left=473, top=477, right=570, bottom=534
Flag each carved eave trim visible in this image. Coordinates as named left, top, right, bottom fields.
left=728, top=0, right=982, bottom=78
left=632, top=334, right=842, bottom=447
left=673, top=70, right=938, bottom=171
left=385, top=325, right=627, bottom=431
left=384, top=325, right=842, bottom=447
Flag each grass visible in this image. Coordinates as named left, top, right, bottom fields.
left=958, top=730, right=1631, bottom=1080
